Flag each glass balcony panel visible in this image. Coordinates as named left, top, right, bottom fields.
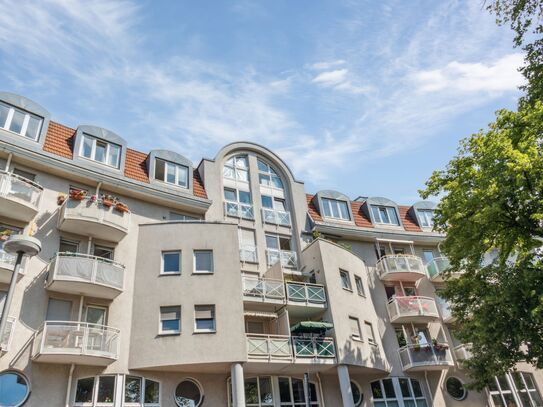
left=0, top=171, right=42, bottom=208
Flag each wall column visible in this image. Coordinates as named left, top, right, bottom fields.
left=337, top=365, right=354, bottom=407
left=231, top=362, right=246, bottom=407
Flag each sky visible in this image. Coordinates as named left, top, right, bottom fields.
left=0, top=0, right=525, bottom=203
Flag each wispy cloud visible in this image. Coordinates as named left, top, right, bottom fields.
left=312, top=69, right=349, bottom=86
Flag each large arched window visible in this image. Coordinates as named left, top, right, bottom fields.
left=223, top=155, right=249, bottom=182
left=257, top=159, right=283, bottom=189
left=371, top=378, right=427, bottom=407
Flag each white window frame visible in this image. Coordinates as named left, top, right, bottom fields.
left=223, top=155, right=249, bottom=182
left=354, top=275, right=365, bottom=297
left=161, top=251, right=181, bottom=275
left=0, top=101, right=43, bottom=141
left=194, top=305, right=216, bottom=333
left=257, top=159, right=284, bottom=190
left=123, top=375, right=161, bottom=407
left=364, top=321, right=376, bottom=345
left=371, top=205, right=400, bottom=225
left=74, top=375, right=117, bottom=407
left=340, top=269, right=352, bottom=291
left=193, top=250, right=214, bottom=274
left=159, top=306, right=181, bottom=335
left=371, top=378, right=428, bottom=407
left=321, top=198, right=350, bottom=220
left=417, top=209, right=434, bottom=228
left=489, top=372, right=543, bottom=407
left=154, top=158, right=189, bottom=188
left=79, top=134, right=121, bottom=168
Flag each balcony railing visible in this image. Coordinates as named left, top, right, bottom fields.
left=426, top=256, right=451, bottom=280
left=33, top=321, right=119, bottom=362
left=376, top=254, right=426, bottom=281
left=0, top=171, right=43, bottom=221
left=436, top=296, right=454, bottom=322
left=266, top=248, right=297, bottom=269
left=387, top=296, right=440, bottom=323
left=246, top=335, right=336, bottom=360
left=242, top=276, right=285, bottom=301
left=240, top=245, right=258, bottom=263
left=224, top=201, right=254, bottom=220
left=0, top=316, right=15, bottom=351
left=454, top=344, right=472, bottom=361
left=398, top=344, right=453, bottom=371
left=286, top=281, right=326, bottom=305
left=0, top=249, right=17, bottom=270
left=292, top=337, right=336, bottom=359
left=47, top=253, right=124, bottom=298
left=261, top=208, right=291, bottom=227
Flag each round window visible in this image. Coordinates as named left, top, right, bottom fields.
left=446, top=377, right=467, bottom=401
left=0, top=371, right=30, bottom=406
left=351, top=381, right=364, bottom=407
left=175, top=379, right=203, bottom=407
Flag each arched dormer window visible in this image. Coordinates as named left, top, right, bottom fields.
left=314, top=190, right=353, bottom=222
left=148, top=149, right=193, bottom=191
left=366, top=197, right=401, bottom=226
left=73, top=125, right=127, bottom=173
left=223, top=155, right=249, bottom=182
left=411, top=201, right=437, bottom=229
left=257, top=159, right=283, bottom=189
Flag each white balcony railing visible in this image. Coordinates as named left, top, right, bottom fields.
left=387, top=296, right=440, bottom=322
left=426, top=256, right=451, bottom=280
left=261, top=208, right=291, bottom=227
left=60, top=198, right=131, bottom=232
left=454, top=344, right=473, bottom=361
left=436, top=296, right=454, bottom=322
left=266, top=248, right=297, bottom=269
left=49, top=252, right=124, bottom=291
left=398, top=344, right=453, bottom=370
left=242, top=276, right=285, bottom=301
left=247, top=334, right=292, bottom=360
left=0, top=316, right=15, bottom=351
left=0, top=171, right=42, bottom=209
left=0, top=249, right=17, bottom=270
left=376, top=255, right=426, bottom=279
left=239, top=245, right=258, bottom=263
left=292, top=337, right=336, bottom=359
left=33, top=321, right=119, bottom=360
left=224, top=201, right=254, bottom=220
left=286, top=281, right=326, bottom=305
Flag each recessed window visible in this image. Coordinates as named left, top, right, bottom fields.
left=489, top=372, right=543, bottom=407
left=340, top=269, right=352, bottom=291
left=76, top=377, right=95, bottom=404
left=354, top=275, right=365, bottom=296
left=159, top=306, right=181, bottom=334
left=223, top=155, right=249, bottom=182
left=97, top=376, right=115, bottom=404
left=124, top=376, right=160, bottom=406
left=194, top=305, right=215, bottom=332
left=417, top=209, right=435, bottom=228
left=169, top=212, right=199, bottom=221
left=258, top=159, right=284, bottom=189
left=162, top=251, right=181, bottom=274
left=0, top=371, right=30, bottom=407
left=446, top=377, right=467, bottom=401
left=194, top=250, right=213, bottom=274
left=371, top=378, right=428, bottom=407
left=321, top=198, right=350, bottom=220
left=349, top=317, right=362, bottom=340
left=80, top=134, right=121, bottom=168
left=239, top=229, right=258, bottom=263
left=371, top=205, right=400, bottom=225
left=175, top=379, right=203, bottom=407
left=75, top=376, right=115, bottom=406
left=364, top=321, right=376, bottom=344
left=224, top=187, right=254, bottom=219
left=0, top=101, right=43, bottom=141
left=154, top=158, right=188, bottom=188
left=351, top=381, right=363, bottom=407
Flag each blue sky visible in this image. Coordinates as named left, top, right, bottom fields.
left=0, top=0, right=524, bottom=203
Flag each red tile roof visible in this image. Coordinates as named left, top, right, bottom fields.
left=351, top=200, right=374, bottom=228
left=124, top=148, right=149, bottom=183
left=193, top=170, right=207, bottom=199
left=43, top=121, right=75, bottom=159
left=399, top=206, right=422, bottom=232
left=306, top=194, right=322, bottom=222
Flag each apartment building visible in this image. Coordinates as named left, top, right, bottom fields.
left=0, top=90, right=541, bottom=407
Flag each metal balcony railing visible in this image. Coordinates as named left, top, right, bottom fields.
left=266, top=248, right=297, bottom=269
left=33, top=321, right=120, bottom=360
left=0, top=171, right=42, bottom=209
left=436, top=296, right=454, bottom=322
left=454, top=344, right=473, bottom=361
left=246, top=335, right=336, bottom=360
left=292, top=337, right=336, bottom=359
left=49, top=252, right=125, bottom=291
left=239, top=245, right=258, bottom=263
left=387, top=296, right=440, bottom=322
left=60, top=198, right=130, bottom=232
left=426, top=256, right=451, bottom=280
left=261, top=208, right=291, bottom=227
left=223, top=201, right=254, bottom=220
left=376, top=254, right=426, bottom=278
left=398, top=344, right=453, bottom=370
left=286, top=281, right=326, bottom=305
left=242, top=276, right=285, bottom=300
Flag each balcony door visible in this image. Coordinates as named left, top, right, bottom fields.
left=85, top=305, right=108, bottom=352
left=85, top=305, right=107, bottom=326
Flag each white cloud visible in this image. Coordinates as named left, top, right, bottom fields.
left=312, top=69, right=349, bottom=86
left=309, top=60, right=346, bottom=70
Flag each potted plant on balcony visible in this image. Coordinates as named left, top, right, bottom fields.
left=114, top=201, right=129, bottom=213
left=69, top=189, right=86, bottom=201
left=0, top=229, right=12, bottom=241
left=57, top=193, right=66, bottom=206
left=101, top=194, right=115, bottom=208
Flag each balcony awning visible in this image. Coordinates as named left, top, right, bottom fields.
left=290, top=321, right=333, bottom=333
left=244, top=311, right=278, bottom=319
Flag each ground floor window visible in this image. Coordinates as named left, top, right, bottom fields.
left=489, top=371, right=543, bottom=407
left=175, top=379, right=203, bottom=407
left=0, top=370, right=30, bottom=407
left=371, top=377, right=428, bottom=407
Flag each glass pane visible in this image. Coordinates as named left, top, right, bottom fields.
left=399, top=378, right=411, bottom=397
left=371, top=206, right=381, bottom=222
left=383, top=379, right=396, bottom=398
left=237, top=168, right=248, bottom=181
left=81, top=135, right=93, bottom=158
left=224, top=188, right=236, bottom=201
left=488, top=378, right=500, bottom=392
left=388, top=207, right=400, bottom=225
left=195, top=251, right=213, bottom=272
left=404, top=401, right=416, bottom=407
left=380, top=207, right=390, bottom=223
left=258, top=159, right=268, bottom=172
left=261, top=196, right=273, bottom=208
left=236, top=156, right=248, bottom=168
left=266, top=235, right=279, bottom=250
left=223, top=166, right=235, bottom=179
left=25, top=115, right=41, bottom=139
left=175, top=380, right=201, bottom=406
left=9, top=110, right=24, bottom=134
left=530, top=389, right=543, bottom=406
left=374, top=403, right=387, bottom=407
left=163, top=252, right=180, bottom=273
left=309, top=383, right=318, bottom=402
left=272, top=175, right=283, bottom=189
left=108, top=144, right=120, bottom=167
left=75, top=377, right=95, bottom=403
left=95, top=141, right=107, bottom=162
left=279, top=377, right=292, bottom=402
left=259, top=174, right=270, bottom=186
left=245, top=378, right=259, bottom=404
left=522, top=372, right=536, bottom=390
left=166, top=163, right=176, bottom=184
left=97, top=376, right=115, bottom=403
left=502, top=393, right=518, bottom=406
left=177, top=165, right=188, bottom=187
left=519, top=391, right=532, bottom=406
left=86, top=307, right=106, bottom=325
left=239, top=190, right=251, bottom=204
left=411, top=380, right=423, bottom=398
left=144, top=380, right=160, bottom=403
left=351, top=381, right=362, bottom=406
left=59, top=240, right=78, bottom=253
left=498, top=376, right=511, bottom=391
left=196, top=318, right=215, bottom=330
left=125, top=376, right=141, bottom=403
left=94, top=246, right=113, bottom=259
left=0, top=104, right=9, bottom=128
left=259, top=377, right=273, bottom=404
left=492, top=394, right=505, bottom=407
left=371, top=381, right=383, bottom=399
left=330, top=200, right=340, bottom=218
left=416, top=400, right=428, bottom=407
left=339, top=201, right=350, bottom=219
left=322, top=199, right=332, bottom=217
left=162, top=319, right=180, bottom=332
left=292, top=378, right=305, bottom=402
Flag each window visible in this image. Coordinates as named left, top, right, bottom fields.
left=261, top=195, right=286, bottom=211
left=321, top=198, right=350, bottom=220
left=398, top=378, right=428, bottom=407
left=125, top=377, right=160, bottom=406
left=239, top=376, right=320, bottom=407
left=58, top=239, right=78, bottom=253
left=489, top=372, right=543, bottom=407
left=97, top=376, right=115, bottom=404
left=175, top=379, right=203, bottom=407
left=417, top=209, right=434, bottom=228
left=351, top=381, right=363, bottom=407
left=446, top=377, right=467, bottom=401
left=75, top=377, right=95, bottom=404
left=194, top=250, right=213, bottom=274
left=239, top=229, right=257, bottom=263
left=354, top=275, right=365, bottom=296
left=364, top=322, right=376, bottom=344
left=258, top=159, right=284, bottom=189
left=276, top=376, right=319, bottom=406
left=371, top=378, right=428, bottom=407
left=371, top=205, right=400, bottom=225
left=340, top=269, right=352, bottom=291
left=80, top=134, right=121, bottom=168
left=422, top=249, right=434, bottom=264
left=0, top=371, right=30, bottom=407
left=194, top=305, right=215, bottom=332
left=169, top=212, right=199, bottom=221
left=159, top=306, right=181, bottom=334
left=154, top=158, right=188, bottom=188
left=13, top=168, right=36, bottom=181
left=93, top=245, right=114, bottom=260
left=75, top=376, right=115, bottom=406
left=223, top=155, right=249, bottom=182
left=349, top=317, right=362, bottom=340
left=513, top=371, right=543, bottom=407
left=0, top=101, right=43, bottom=140
left=224, top=188, right=254, bottom=219
left=162, top=251, right=181, bottom=274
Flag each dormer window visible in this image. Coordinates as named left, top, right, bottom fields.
left=223, top=155, right=249, bottom=182
left=417, top=209, right=434, bottom=228
left=154, top=158, right=188, bottom=188
left=80, top=134, right=121, bottom=168
left=258, top=159, right=283, bottom=189
left=0, top=102, right=43, bottom=141
left=371, top=205, right=400, bottom=225
left=322, top=198, right=350, bottom=220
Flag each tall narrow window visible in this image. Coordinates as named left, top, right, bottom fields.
left=340, top=269, right=352, bottom=291
left=159, top=306, right=181, bottom=334
left=154, top=159, right=188, bottom=188
left=349, top=317, right=362, bottom=340
left=417, top=209, right=434, bottom=228
left=239, top=229, right=257, bottom=263
left=79, top=134, right=121, bottom=168
left=194, top=305, right=216, bottom=332
left=354, top=275, right=365, bottom=296
left=364, top=322, right=376, bottom=344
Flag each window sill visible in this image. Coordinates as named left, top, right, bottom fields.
left=159, top=272, right=181, bottom=276
left=351, top=337, right=363, bottom=343
left=342, top=287, right=353, bottom=293
left=157, top=332, right=180, bottom=337
left=192, top=271, right=214, bottom=275
left=194, top=330, right=216, bottom=334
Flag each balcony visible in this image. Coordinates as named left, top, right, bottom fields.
left=266, top=248, right=297, bottom=269
left=387, top=296, right=440, bottom=323
left=261, top=208, right=291, bottom=227
left=426, top=256, right=453, bottom=282
left=0, top=249, right=23, bottom=284
left=286, top=282, right=326, bottom=307
left=242, top=276, right=285, bottom=303
left=32, top=321, right=119, bottom=366
left=0, top=171, right=42, bottom=222
left=292, top=337, right=336, bottom=360
left=398, top=344, right=454, bottom=371
left=224, top=201, right=254, bottom=220
left=454, top=344, right=472, bottom=362
left=240, top=245, right=258, bottom=263
left=246, top=334, right=336, bottom=362
left=46, top=253, right=124, bottom=299
left=0, top=316, right=16, bottom=352
left=377, top=254, right=427, bottom=282
left=436, top=297, right=455, bottom=323
left=58, top=198, right=130, bottom=242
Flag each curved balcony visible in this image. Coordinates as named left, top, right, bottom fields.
left=0, top=249, right=24, bottom=284
left=46, top=253, right=124, bottom=299
left=426, top=256, right=453, bottom=282
left=387, top=296, right=440, bottom=323
left=377, top=255, right=427, bottom=282
left=262, top=208, right=291, bottom=227
left=0, top=171, right=42, bottom=222
left=58, top=198, right=130, bottom=242
left=242, top=276, right=285, bottom=303
left=32, top=321, right=119, bottom=366
left=398, top=344, right=453, bottom=371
